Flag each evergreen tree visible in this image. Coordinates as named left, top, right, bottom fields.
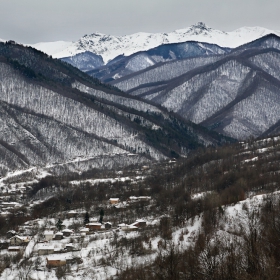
left=56, top=218, right=63, bottom=231
left=84, top=211, right=90, bottom=225
left=99, top=208, right=104, bottom=224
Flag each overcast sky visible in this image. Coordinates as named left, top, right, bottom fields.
left=0, top=0, right=279, bottom=43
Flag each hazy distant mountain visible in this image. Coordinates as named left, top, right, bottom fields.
left=85, top=41, right=230, bottom=83
left=29, top=22, right=280, bottom=64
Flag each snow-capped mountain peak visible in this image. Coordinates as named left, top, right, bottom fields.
left=28, top=23, right=280, bottom=64
left=182, top=22, right=213, bottom=35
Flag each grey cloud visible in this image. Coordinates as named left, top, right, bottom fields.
left=1, top=0, right=279, bottom=43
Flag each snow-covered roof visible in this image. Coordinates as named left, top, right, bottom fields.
left=80, top=228, right=89, bottom=232
left=44, top=230, right=54, bottom=235
left=46, top=256, right=66, bottom=261
left=129, top=225, right=138, bottom=229
left=37, top=245, right=54, bottom=250
left=1, top=202, right=20, bottom=206
left=55, top=232, right=63, bottom=236
left=136, top=219, right=146, bottom=223
left=0, top=211, right=11, bottom=216
left=8, top=246, right=21, bottom=250
left=86, top=222, right=101, bottom=226
left=105, top=222, right=112, bottom=225
left=10, top=235, right=28, bottom=241
left=62, top=229, right=73, bottom=232
left=118, top=223, right=128, bottom=227
left=109, top=198, right=119, bottom=201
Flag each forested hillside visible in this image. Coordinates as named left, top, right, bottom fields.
left=110, top=35, right=280, bottom=140
left=0, top=41, right=230, bottom=177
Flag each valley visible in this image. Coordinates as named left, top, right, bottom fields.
left=1, top=22, right=280, bottom=279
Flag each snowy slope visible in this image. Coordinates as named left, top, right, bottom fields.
left=29, top=40, right=72, bottom=56
left=28, top=22, right=280, bottom=64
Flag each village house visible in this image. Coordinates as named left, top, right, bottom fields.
left=44, top=230, right=54, bottom=241
left=123, top=225, right=138, bottom=232
left=65, top=243, right=74, bottom=251
left=105, top=222, right=112, bottom=229
left=53, top=232, right=63, bottom=240
left=46, top=256, right=66, bottom=268
left=80, top=228, right=90, bottom=236
left=37, top=245, right=54, bottom=256
left=66, top=210, right=78, bottom=218
left=62, top=228, right=73, bottom=237
left=131, top=219, right=147, bottom=228
left=127, top=196, right=151, bottom=203
left=9, top=235, right=29, bottom=246
left=142, top=165, right=150, bottom=170
left=128, top=196, right=139, bottom=203
left=118, top=223, right=129, bottom=230
left=8, top=246, right=22, bottom=252
left=109, top=198, right=120, bottom=204
left=85, top=222, right=102, bottom=231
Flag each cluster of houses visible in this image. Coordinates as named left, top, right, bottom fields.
left=0, top=204, right=148, bottom=268
left=0, top=201, right=23, bottom=217
left=117, top=219, right=147, bottom=232
left=109, top=196, right=151, bottom=205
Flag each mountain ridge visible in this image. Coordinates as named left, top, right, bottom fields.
left=110, top=35, right=280, bottom=140
left=28, top=22, right=280, bottom=64
left=0, top=41, right=232, bottom=176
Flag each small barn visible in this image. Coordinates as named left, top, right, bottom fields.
left=118, top=223, right=129, bottom=230
left=86, top=222, right=102, bottom=231
left=8, top=246, right=22, bottom=252
left=65, top=243, right=74, bottom=251
left=131, top=219, right=147, bottom=228
left=46, top=256, right=66, bottom=267
left=80, top=228, right=89, bottom=236
left=66, top=210, right=78, bottom=218
left=109, top=198, right=119, bottom=204
left=37, top=245, right=54, bottom=256
left=105, top=222, right=112, bottom=229
left=44, top=230, right=54, bottom=241
left=53, top=232, right=63, bottom=240
left=10, top=235, right=29, bottom=246
left=123, top=225, right=138, bottom=232
left=62, top=229, right=73, bottom=237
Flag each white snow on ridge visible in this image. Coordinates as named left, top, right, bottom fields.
left=25, top=22, right=280, bottom=64
left=29, top=41, right=72, bottom=56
